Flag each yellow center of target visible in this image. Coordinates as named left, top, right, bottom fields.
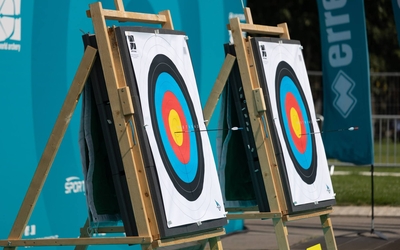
left=169, top=109, right=183, bottom=146
left=290, top=108, right=302, bottom=138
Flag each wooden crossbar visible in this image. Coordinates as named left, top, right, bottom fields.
left=0, top=237, right=152, bottom=247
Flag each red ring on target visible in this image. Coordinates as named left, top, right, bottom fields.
left=284, top=92, right=307, bottom=154
left=161, top=91, right=190, bottom=164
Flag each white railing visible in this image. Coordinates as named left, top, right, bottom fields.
left=308, top=71, right=400, bottom=167
left=328, top=115, right=400, bottom=167
left=372, top=115, right=400, bottom=166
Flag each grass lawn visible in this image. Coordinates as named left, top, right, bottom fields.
left=331, top=166, right=400, bottom=206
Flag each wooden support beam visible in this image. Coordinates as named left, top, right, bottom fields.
left=283, top=207, right=333, bottom=222
left=89, top=1, right=159, bottom=239
left=74, top=219, right=90, bottom=250
left=277, top=23, right=290, bottom=39
left=227, top=23, right=285, bottom=36
left=4, top=46, right=97, bottom=245
left=0, top=237, right=152, bottom=247
left=208, top=236, right=223, bottom=250
left=320, top=214, right=338, bottom=250
left=244, top=7, right=253, bottom=24
left=114, top=0, right=125, bottom=12
left=152, top=228, right=224, bottom=248
left=227, top=212, right=281, bottom=220
left=87, top=8, right=168, bottom=25
left=203, top=53, right=236, bottom=126
left=273, top=218, right=290, bottom=250
left=158, top=10, right=174, bottom=29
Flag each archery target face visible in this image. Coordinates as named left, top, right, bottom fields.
left=256, top=40, right=335, bottom=207
left=124, top=31, right=225, bottom=228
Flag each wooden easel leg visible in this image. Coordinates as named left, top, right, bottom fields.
left=4, top=46, right=97, bottom=250
left=320, top=214, right=337, bottom=250
left=208, top=236, right=223, bottom=250
left=203, top=54, right=236, bottom=126
left=273, top=218, right=290, bottom=250
left=74, top=219, right=90, bottom=250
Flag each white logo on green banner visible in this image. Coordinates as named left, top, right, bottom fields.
left=332, top=70, right=357, bottom=118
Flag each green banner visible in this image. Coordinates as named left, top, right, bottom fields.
left=317, top=0, right=373, bottom=165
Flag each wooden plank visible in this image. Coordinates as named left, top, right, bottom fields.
left=320, top=214, right=338, bottom=250
left=208, top=237, right=223, bottom=250
left=283, top=207, right=333, bottom=222
left=74, top=219, right=90, bottom=250
left=92, top=226, right=125, bottom=233
left=87, top=8, right=167, bottom=24
left=228, top=23, right=284, bottom=36
left=272, top=218, right=290, bottom=250
left=89, top=2, right=159, bottom=239
left=152, top=228, right=225, bottom=248
left=0, top=237, right=152, bottom=247
left=5, top=46, right=97, bottom=242
left=114, top=0, right=125, bottom=12
left=278, top=23, right=290, bottom=39
left=227, top=212, right=281, bottom=220
left=203, top=53, right=235, bottom=125
left=226, top=206, right=259, bottom=212
left=118, top=87, right=134, bottom=116
left=244, top=7, right=253, bottom=24
left=158, top=10, right=174, bottom=29
left=253, top=88, right=266, bottom=112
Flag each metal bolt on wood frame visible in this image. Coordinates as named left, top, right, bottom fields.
left=0, top=1, right=228, bottom=249
left=203, top=7, right=338, bottom=250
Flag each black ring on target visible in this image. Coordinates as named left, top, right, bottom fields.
left=275, top=61, right=317, bottom=184
left=148, top=54, right=204, bottom=201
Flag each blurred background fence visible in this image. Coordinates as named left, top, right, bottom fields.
left=308, top=71, right=400, bottom=167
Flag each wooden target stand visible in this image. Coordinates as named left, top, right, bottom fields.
left=204, top=8, right=338, bottom=250
left=0, top=1, right=225, bottom=250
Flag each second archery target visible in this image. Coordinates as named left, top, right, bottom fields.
left=251, top=37, right=336, bottom=212
left=115, top=27, right=226, bottom=237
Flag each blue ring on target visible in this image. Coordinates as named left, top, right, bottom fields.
left=275, top=61, right=317, bottom=184
left=148, top=54, right=204, bottom=201
left=154, top=73, right=198, bottom=183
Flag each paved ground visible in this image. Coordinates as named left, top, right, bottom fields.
left=217, top=206, right=400, bottom=250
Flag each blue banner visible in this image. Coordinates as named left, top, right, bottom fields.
left=316, top=0, right=373, bottom=165
left=0, top=0, right=245, bottom=249
left=393, top=0, right=400, bottom=47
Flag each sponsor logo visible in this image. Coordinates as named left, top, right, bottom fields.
left=215, top=200, right=222, bottom=211
left=0, top=0, right=21, bottom=52
left=321, top=0, right=360, bottom=118
left=24, top=224, right=36, bottom=237
left=331, top=70, right=357, bottom=118
left=326, top=184, right=331, bottom=194
left=65, top=176, right=85, bottom=194
left=127, top=34, right=136, bottom=52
